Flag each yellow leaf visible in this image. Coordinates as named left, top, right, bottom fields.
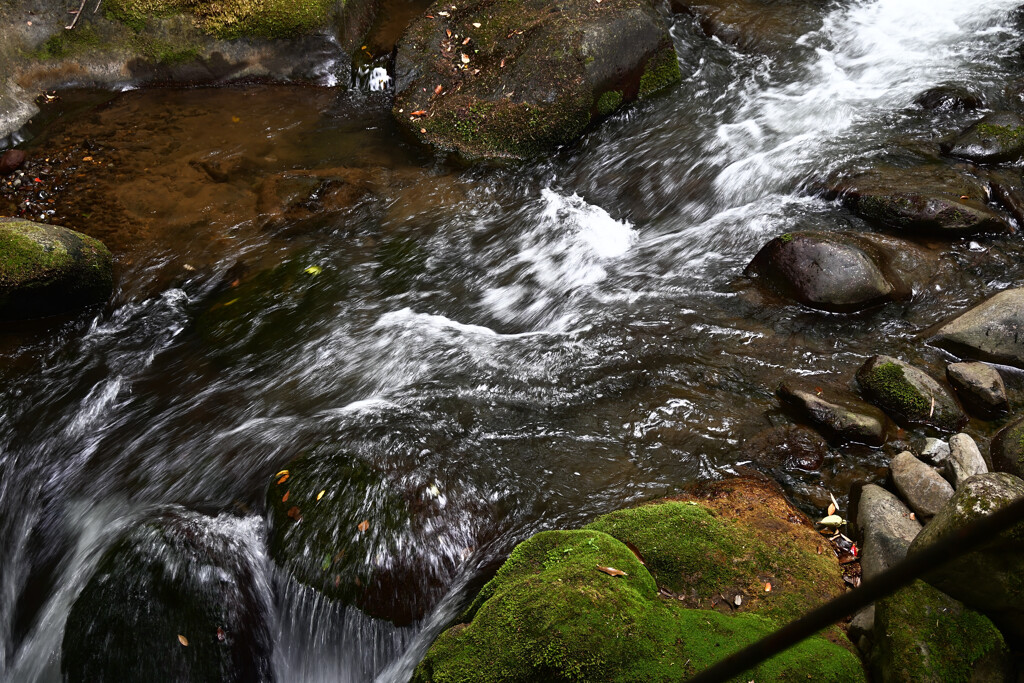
left=317, top=490, right=325, bottom=500
left=275, top=469, right=289, bottom=477
left=178, top=635, right=189, bottom=646
left=231, top=116, right=240, bottom=123
left=304, top=265, right=322, bottom=275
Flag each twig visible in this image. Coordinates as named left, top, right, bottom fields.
left=65, top=0, right=88, bottom=30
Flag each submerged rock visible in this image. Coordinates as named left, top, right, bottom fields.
left=413, top=478, right=865, bottom=682
left=0, top=217, right=113, bottom=319
left=942, top=111, right=1024, bottom=165
left=740, top=424, right=827, bottom=471
left=669, top=0, right=830, bottom=53
left=913, top=84, right=983, bottom=112
left=392, top=0, right=679, bottom=160
left=856, top=356, right=966, bottom=433
left=946, top=362, right=1008, bottom=420
left=777, top=378, right=889, bottom=446
left=873, top=580, right=1009, bottom=683
left=745, top=231, right=909, bottom=312
left=932, top=288, right=1024, bottom=370
left=256, top=166, right=383, bottom=234
left=0, top=148, right=26, bottom=175
left=989, top=415, right=1024, bottom=480
left=827, top=165, right=1011, bottom=236
left=62, top=508, right=273, bottom=683
left=856, top=484, right=920, bottom=580
left=890, top=451, right=953, bottom=519
left=908, top=473, right=1024, bottom=630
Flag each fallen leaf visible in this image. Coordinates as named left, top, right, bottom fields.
left=960, top=195, right=969, bottom=200
left=282, top=491, right=290, bottom=503
left=462, top=37, right=471, bottom=44
left=434, top=84, right=444, bottom=95
left=909, top=512, right=916, bottom=521
left=410, top=110, right=428, bottom=116
left=275, top=469, right=289, bottom=478
left=500, top=59, right=506, bottom=67
left=304, top=265, right=322, bottom=275
left=446, top=29, right=452, bottom=37
left=358, top=519, right=370, bottom=532
left=217, top=627, right=225, bottom=642
left=277, top=474, right=289, bottom=485
left=317, top=490, right=326, bottom=500
left=183, top=263, right=196, bottom=271
left=596, top=565, right=627, bottom=577
left=438, top=10, right=450, bottom=15
left=472, top=21, right=481, bottom=27
left=827, top=503, right=836, bottom=516
left=461, top=53, right=470, bottom=64
left=420, top=127, right=427, bottom=133
left=178, top=635, right=189, bottom=646
left=82, top=156, right=93, bottom=162
left=287, top=506, right=302, bottom=521
left=734, top=595, right=742, bottom=606
left=231, top=116, right=240, bottom=123
left=764, top=582, right=772, bottom=592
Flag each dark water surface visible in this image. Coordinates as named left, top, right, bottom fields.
left=2, top=1, right=1024, bottom=680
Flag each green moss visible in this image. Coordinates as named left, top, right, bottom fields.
left=974, top=122, right=1024, bottom=149
left=874, top=580, right=1005, bottom=683
left=858, top=361, right=929, bottom=416
left=105, top=0, right=333, bottom=39
left=779, top=232, right=793, bottom=242
left=637, top=41, right=681, bottom=99
left=34, top=26, right=105, bottom=60
left=595, top=90, right=623, bottom=117
left=0, top=223, right=72, bottom=286
left=415, top=529, right=864, bottom=683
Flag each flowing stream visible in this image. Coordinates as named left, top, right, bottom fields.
left=1, top=0, right=1023, bottom=680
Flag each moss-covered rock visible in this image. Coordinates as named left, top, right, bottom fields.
left=412, top=527, right=865, bottom=682
left=103, top=0, right=336, bottom=38
left=391, top=0, right=679, bottom=160
left=586, top=477, right=848, bottom=627
left=855, top=356, right=966, bottom=434
left=778, top=378, right=890, bottom=446
left=62, top=508, right=273, bottom=683
left=873, top=580, right=1009, bottom=683
left=942, top=112, right=1024, bottom=165
left=0, top=217, right=113, bottom=319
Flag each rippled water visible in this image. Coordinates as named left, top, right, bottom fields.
left=2, top=0, right=1023, bottom=680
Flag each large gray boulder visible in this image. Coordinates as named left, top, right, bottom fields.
left=946, top=433, right=988, bottom=489
left=856, top=356, right=966, bottom=433
left=857, top=484, right=921, bottom=580
left=890, top=452, right=954, bottom=519
left=942, top=111, right=1024, bottom=165
left=932, top=288, right=1024, bottom=369
left=908, top=473, right=1024, bottom=629
left=778, top=378, right=889, bottom=445
left=989, top=414, right=1024, bottom=480
left=946, top=362, right=1008, bottom=420
left=0, top=217, right=113, bottom=319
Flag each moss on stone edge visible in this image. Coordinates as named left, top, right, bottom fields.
left=974, top=122, right=1024, bottom=151
left=104, top=0, right=334, bottom=39
left=874, top=580, right=1005, bottom=683
left=859, top=361, right=929, bottom=417
left=0, top=217, right=111, bottom=292
left=35, top=26, right=105, bottom=60
left=414, top=529, right=863, bottom=683
left=595, top=90, right=624, bottom=117
left=637, top=40, right=681, bottom=99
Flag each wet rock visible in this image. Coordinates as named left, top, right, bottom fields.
left=913, top=84, right=983, bottom=112
left=745, top=231, right=907, bottom=312
left=0, top=217, right=113, bottom=319
left=890, top=451, right=953, bottom=519
left=946, top=362, right=1008, bottom=420
left=942, top=111, right=1024, bottom=165
left=849, top=605, right=874, bottom=654
left=827, top=165, right=1011, bottom=236
left=873, top=580, right=1009, bottom=683
left=392, top=0, right=679, bottom=160
left=857, top=484, right=921, bottom=581
left=413, top=478, right=866, bottom=682
left=0, top=148, right=26, bottom=175
left=740, top=424, right=827, bottom=471
left=266, top=447, right=493, bottom=625
left=989, top=414, right=1024, bottom=480
left=777, top=377, right=889, bottom=446
left=669, top=0, right=831, bottom=53
left=256, top=167, right=381, bottom=234
left=908, top=473, right=1024, bottom=629
left=932, top=288, right=1024, bottom=370
left=919, top=437, right=950, bottom=466
left=946, top=433, right=988, bottom=489
left=62, top=508, right=273, bottom=683
left=856, top=356, right=966, bottom=433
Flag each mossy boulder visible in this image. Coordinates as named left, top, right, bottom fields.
left=412, top=527, right=865, bottom=682
left=942, top=112, right=1024, bottom=165
left=989, top=414, right=1024, bottom=480
left=826, top=165, right=1011, bottom=236
left=391, top=0, right=679, bottom=160
left=266, top=447, right=487, bottom=625
left=778, top=378, right=890, bottom=446
left=907, top=473, right=1024, bottom=636
left=932, top=288, right=1024, bottom=370
left=585, top=478, right=849, bottom=626
left=0, top=217, right=113, bottom=319
left=855, top=356, right=966, bottom=434
left=873, top=580, right=1009, bottom=683
left=62, top=508, right=273, bottom=683
left=103, top=0, right=337, bottom=39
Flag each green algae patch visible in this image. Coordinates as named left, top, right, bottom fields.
left=104, top=0, right=335, bottom=38
left=858, top=361, right=929, bottom=415
left=873, top=580, right=1008, bottom=683
left=413, top=528, right=864, bottom=682
left=35, top=26, right=105, bottom=60
left=0, top=217, right=113, bottom=319
left=586, top=478, right=847, bottom=627
left=594, top=90, right=624, bottom=117
left=855, top=355, right=965, bottom=432
left=637, top=40, right=680, bottom=98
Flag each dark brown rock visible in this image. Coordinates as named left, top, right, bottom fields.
left=942, top=111, right=1024, bottom=165
left=0, top=149, right=26, bottom=175
left=740, top=424, right=827, bottom=471
left=778, top=378, right=889, bottom=445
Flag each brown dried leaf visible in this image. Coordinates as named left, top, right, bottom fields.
left=462, top=37, right=471, bottom=45
left=434, top=84, right=444, bottom=95
left=287, top=506, right=302, bottom=521
left=282, top=491, right=289, bottom=503
left=596, top=565, right=627, bottom=577
left=178, top=635, right=189, bottom=646
left=446, top=29, right=452, bottom=37
left=358, top=519, right=370, bottom=532
left=827, top=503, right=836, bottom=516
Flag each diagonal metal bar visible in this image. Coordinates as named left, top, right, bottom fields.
left=686, top=494, right=1024, bottom=683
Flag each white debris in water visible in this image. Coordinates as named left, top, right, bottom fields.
left=369, top=67, right=392, bottom=92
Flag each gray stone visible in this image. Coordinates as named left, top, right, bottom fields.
left=919, top=437, right=950, bottom=466
left=849, top=605, right=874, bottom=656
left=856, top=356, right=966, bottom=433
left=908, top=473, right=1024, bottom=619
left=857, top=484, right=921, bottom=580
left=777, top=378, right=889, bottom=445
left=932, top=288, right=1024, bottom=370
left=942, top=111, right=1024, bottom=164
left=946, top=433, right=988, bottom=489
left=946, top=362, right=1008, bottom=420
left=890, top=452, right=954, bottom=519
left=989, top=414, right=1024, bottom=480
